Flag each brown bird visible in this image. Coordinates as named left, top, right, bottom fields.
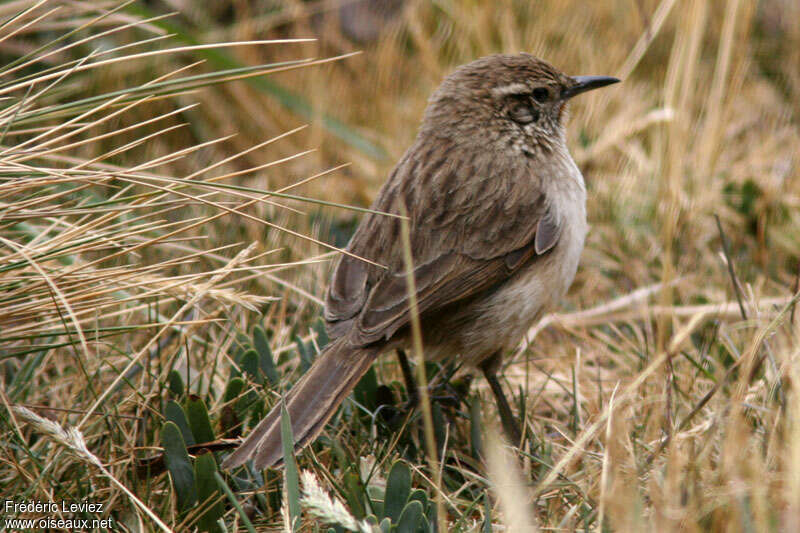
left=222, top=54, right=618, bottom=471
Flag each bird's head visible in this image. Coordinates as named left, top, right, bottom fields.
left=422, top=53, right=619, bottom=156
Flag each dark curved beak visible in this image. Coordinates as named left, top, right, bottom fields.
left=562, top=75, right=620, bottom=99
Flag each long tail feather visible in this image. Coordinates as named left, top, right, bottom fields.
left=221, top=337, right=377, bottom=470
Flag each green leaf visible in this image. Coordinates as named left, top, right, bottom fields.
left=185, top=395, right=215, bottom=444
left=253, top=326, right=279, bottom=385
left=395, top=500, right=424, bottom=533
left=313, top=319, right=330, bottom=350
left=379, top=517, right=392, bottom=533
left=228, top=333, right=251, bottom=371
left=384, top=461, right=412, bottom=522
left=426, top=499, right=438, bottom=526
left=165, top=400, right=195, bottom=446
left=343, top=470, right=367, bottom=520
left=194, top=453, right=225, bottom=533
left=408, top=489, right=428, bottom=508
left=420, top=515, right=431, bottom=533
left=221, top=378, right=246, bottom=437
left=295, top=335, right=314, bottom=373
left=239, top=349, right=262, bottom=385
left=281, top=402, right=301, bottom=531
left=368, top=484, right=385, bottom=521
left=161, top=422, right=197, bottom=512
left=354, top=366, right=379, bottom=412
left=223, top=377, right=246, bottom=403
left=244, top=394, right=265, bottom=428
left=167, top=369, right=185, bottom=397
left=432, top=403, right=446, bottom=454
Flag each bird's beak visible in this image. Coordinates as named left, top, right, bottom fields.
left=562, top=75, right=620, bottom=99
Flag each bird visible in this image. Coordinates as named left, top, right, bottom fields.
left=221, top=53, right=619, bottom=471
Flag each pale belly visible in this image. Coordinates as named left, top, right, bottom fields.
left=420, top=190, right=587, bottom=366
left=460, top=218, right=585, bottom=364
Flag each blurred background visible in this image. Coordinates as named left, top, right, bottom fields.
left=1, top=0, right=799, bottom=531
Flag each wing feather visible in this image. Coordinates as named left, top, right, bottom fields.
left=324, top=140, right=562, bottom=346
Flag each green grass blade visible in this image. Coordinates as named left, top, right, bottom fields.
left=215, top=471, right=257, bottom=533
left=281, top=402, right=301, bottom=531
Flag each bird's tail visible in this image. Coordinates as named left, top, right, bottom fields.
left=221, top=336, right=377, bottom=470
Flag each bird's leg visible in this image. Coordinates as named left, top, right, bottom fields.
left=396, top=349, right=419, bottom=410
left=479, top=352, right=523, bottom=446
left=383, top=349, right=421, bottom=427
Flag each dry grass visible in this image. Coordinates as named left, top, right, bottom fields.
left=1, top=0, right=799, bottom=531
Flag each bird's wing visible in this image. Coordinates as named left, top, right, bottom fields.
left=325, top=141, right=562, bottom=345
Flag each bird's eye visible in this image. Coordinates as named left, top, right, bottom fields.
left=508, top=96, right=539, bottom=124
left=532, top=87, right=550, bottom=102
